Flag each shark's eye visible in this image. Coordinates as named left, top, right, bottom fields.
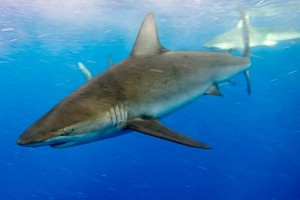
left=62, top=128, right=75, bottom=135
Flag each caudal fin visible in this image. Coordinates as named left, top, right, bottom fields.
left=240, top=8, right=250, bottom=58
left=239, top=7, right=251, bottom=94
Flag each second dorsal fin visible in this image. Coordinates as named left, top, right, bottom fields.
left=131, top=13, right=167, bottom=56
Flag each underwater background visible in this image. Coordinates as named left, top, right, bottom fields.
left=0, top=0, right=299, bottom=199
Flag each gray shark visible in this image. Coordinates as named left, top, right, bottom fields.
left=17, top=12, right=250, bottom=149
left=229, top=5, right=300, bottom=17
left=204, top=18, right=300, bottom=51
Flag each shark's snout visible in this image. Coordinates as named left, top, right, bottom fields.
left=17, top=130, right=34, bottom=146
left=17, top=136, right=27, bottom=146
left=17, top=127, right=54, bottom=147
left=17, top=130, right=71, bottom=148
left=17, top=132, right=42, bottom=147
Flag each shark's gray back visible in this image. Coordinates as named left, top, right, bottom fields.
left=80, top=50, right=248, bottom=119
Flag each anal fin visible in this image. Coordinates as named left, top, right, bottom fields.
left=205, top=85, right=223, bottom=96
left=244, top=70, right=251, bottom=95
left=126, top=118, right=211, bottom=149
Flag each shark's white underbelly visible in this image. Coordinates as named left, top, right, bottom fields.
left=133, top=81, right=211, bottom=118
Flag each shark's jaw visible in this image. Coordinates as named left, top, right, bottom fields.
left=18, top=127, right=125, bottom=148
left=18, top=140, right=78, bottom=148
left=46, top=136, right=86, bottom=148
left=49, top=129, right=126, bottom=148
left=17, top=135, right=83, bottom=148
left=49, top=141, right=84, bottom=148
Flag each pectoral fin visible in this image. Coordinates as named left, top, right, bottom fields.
left=126, top=118, right=211, bottom=149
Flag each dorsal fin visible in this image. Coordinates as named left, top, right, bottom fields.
left=131, top=13, right=167, bottom=56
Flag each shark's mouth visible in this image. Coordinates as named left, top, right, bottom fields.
left=49, top=141, right=81, bottom=148
left=50, top=142, right=68, bottom=148
left=46, top=135, right=81, bottom=148
left=49, top=138, right=87, bottom=148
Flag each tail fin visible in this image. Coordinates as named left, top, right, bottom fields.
left=239, top=7, right=251, bottom=95
left=240, top=8, right=250, bottom=58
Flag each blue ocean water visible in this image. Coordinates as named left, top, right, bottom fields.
left=1, top=0, right=299, bottom=199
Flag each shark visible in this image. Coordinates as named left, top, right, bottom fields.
left=17, top=12, right=251, bottom=149
left=204, top=17, right=300, bottom=51
left=229, top=5, right=300, bottom=17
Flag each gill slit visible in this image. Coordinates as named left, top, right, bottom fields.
left=109, top=102, right=128, bottom=128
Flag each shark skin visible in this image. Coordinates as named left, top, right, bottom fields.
left=17, top=12, right=250, bottom=149
left=204, top=19, right=300, bottom=51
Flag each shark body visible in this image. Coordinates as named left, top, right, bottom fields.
left=17, top=13, right=250, bottom=149
left=204, top=18, right=300, bottom=51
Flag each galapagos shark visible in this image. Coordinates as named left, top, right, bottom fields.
left=17, top=12, right=250, bottom=149
left=204, top=17, right=300, bottom=51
